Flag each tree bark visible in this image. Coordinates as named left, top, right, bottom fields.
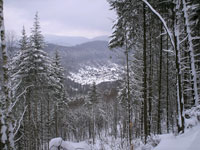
left=173, top=1, right=185, bottom=133
left=157, top=23, right=163, bottom=134
left=182, top=0, right=199, bottom=106
left=143, top=2, right=148, bottom=143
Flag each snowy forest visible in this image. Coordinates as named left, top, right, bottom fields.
left=0, top=0, right=200, bottom=150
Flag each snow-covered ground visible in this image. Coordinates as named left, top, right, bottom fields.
left=153, top=106, right=200, bottom=150
left=49, top=105, right=200, bottom=150
left=49, top=137, right=90, bottom=150
left=49, top=125, right=200, bottom=150
left=154, top=125, right=200, bottom=150
left=68, top=62, right=123, bottom=85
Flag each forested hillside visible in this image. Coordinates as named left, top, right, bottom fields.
left=0, top=0, right=200, bottom=150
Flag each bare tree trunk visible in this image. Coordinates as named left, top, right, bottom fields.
left=92, top=106, right=95, bottom=145
left=114, top=99, right=118, bottom=139
left=166, top=32, right=169, bottom=133
left=126, top=44, right=132, bottom=148
left=182, top=0, right=199, bottom=106
left=157, top=23, right=163, bottom=134
left=47, top=95, right=50, bottom=150
left=40, top=100, right=43, bottom=150
left=173, top=1, right=185, bottom=133
left=0, top=0, right=15, bottom=149
left=148, top=18, right=153, bottom=135
left=55, top=104, right=58, bottom=137
left=143, top=2, right=148, bottom=143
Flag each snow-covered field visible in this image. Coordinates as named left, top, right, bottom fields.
left=68, top=62, right=123, bottom=85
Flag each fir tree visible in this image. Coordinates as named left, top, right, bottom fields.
left=19, top=26, right=29, bottom=51
left=52, top=50, right=67, bottom=137
left=30, top=12, right=45, bottom=50
left=11, top=13, right=56, bottom=149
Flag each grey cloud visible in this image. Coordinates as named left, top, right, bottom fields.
left=4, top=0, right=116, bottom=38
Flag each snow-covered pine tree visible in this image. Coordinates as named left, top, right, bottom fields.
left=10, top=26, right=29, bottom=150
left=85, top=82, right=101, bottom=144
left=52, top=50, right=67, bottom=137
left=28, top=12, right=56, bottom=149
left=10, top=13, right=56, bottom=149
left=130, top=45, right=143, bottom=136
left=6, top=31, right=17, bottom=59
left=11, top=26, right=29, bottom=91
left=11, top=26, right=37, bottom=150
left=30, top=12, right=45, bottom=50
left=108, top=0, right=144, bottom=146
left=19, top=26, right=29, bottom=51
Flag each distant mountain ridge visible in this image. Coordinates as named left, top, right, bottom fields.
left=45, top=34, right=109, bottom=46
left=44, top=40, right=124, bottom=86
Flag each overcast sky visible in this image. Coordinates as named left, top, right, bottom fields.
left=4, top=0, right=116, bottom=38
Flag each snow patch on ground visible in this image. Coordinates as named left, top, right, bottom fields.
left=49, top=137, right=90, bottom=150
left=68, top=62, right=123, bottom=85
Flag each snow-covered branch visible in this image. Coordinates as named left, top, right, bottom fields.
left=9, top=85, right=33, bottom=113
left=142, top=0, right=175, bottom=49
left=180, top=35, right=188, bottom=45
left=163, top=49, right=175, bottom=55
left=192, top=36, right=200, bottom=40
left=14, top=105, right=27, bottom=136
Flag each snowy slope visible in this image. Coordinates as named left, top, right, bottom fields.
left=68, top=62, right=123, bottom=85
left=154, top=125, right=200, bottom=150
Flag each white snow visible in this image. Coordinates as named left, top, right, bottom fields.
left=8, top=123, right=15, bottom=148
left=1, top=125, right=7, bottom=143
left=185, top=106, right=200, bottom=128
left=49, top=137, right=63, bottom=150
left=62, top=141, right=90, bottom=150
left=49, top=124, right=200, bottom=150
left=49, top=137, right=90, bottom=150
left=68, top=62, right=123, bottom=85
left=153, top=106, right=200, bottom=150
left=154, top=125, right=200, bottom=150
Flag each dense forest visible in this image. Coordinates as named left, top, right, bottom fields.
left=0, top=0, right=200, bottom=150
